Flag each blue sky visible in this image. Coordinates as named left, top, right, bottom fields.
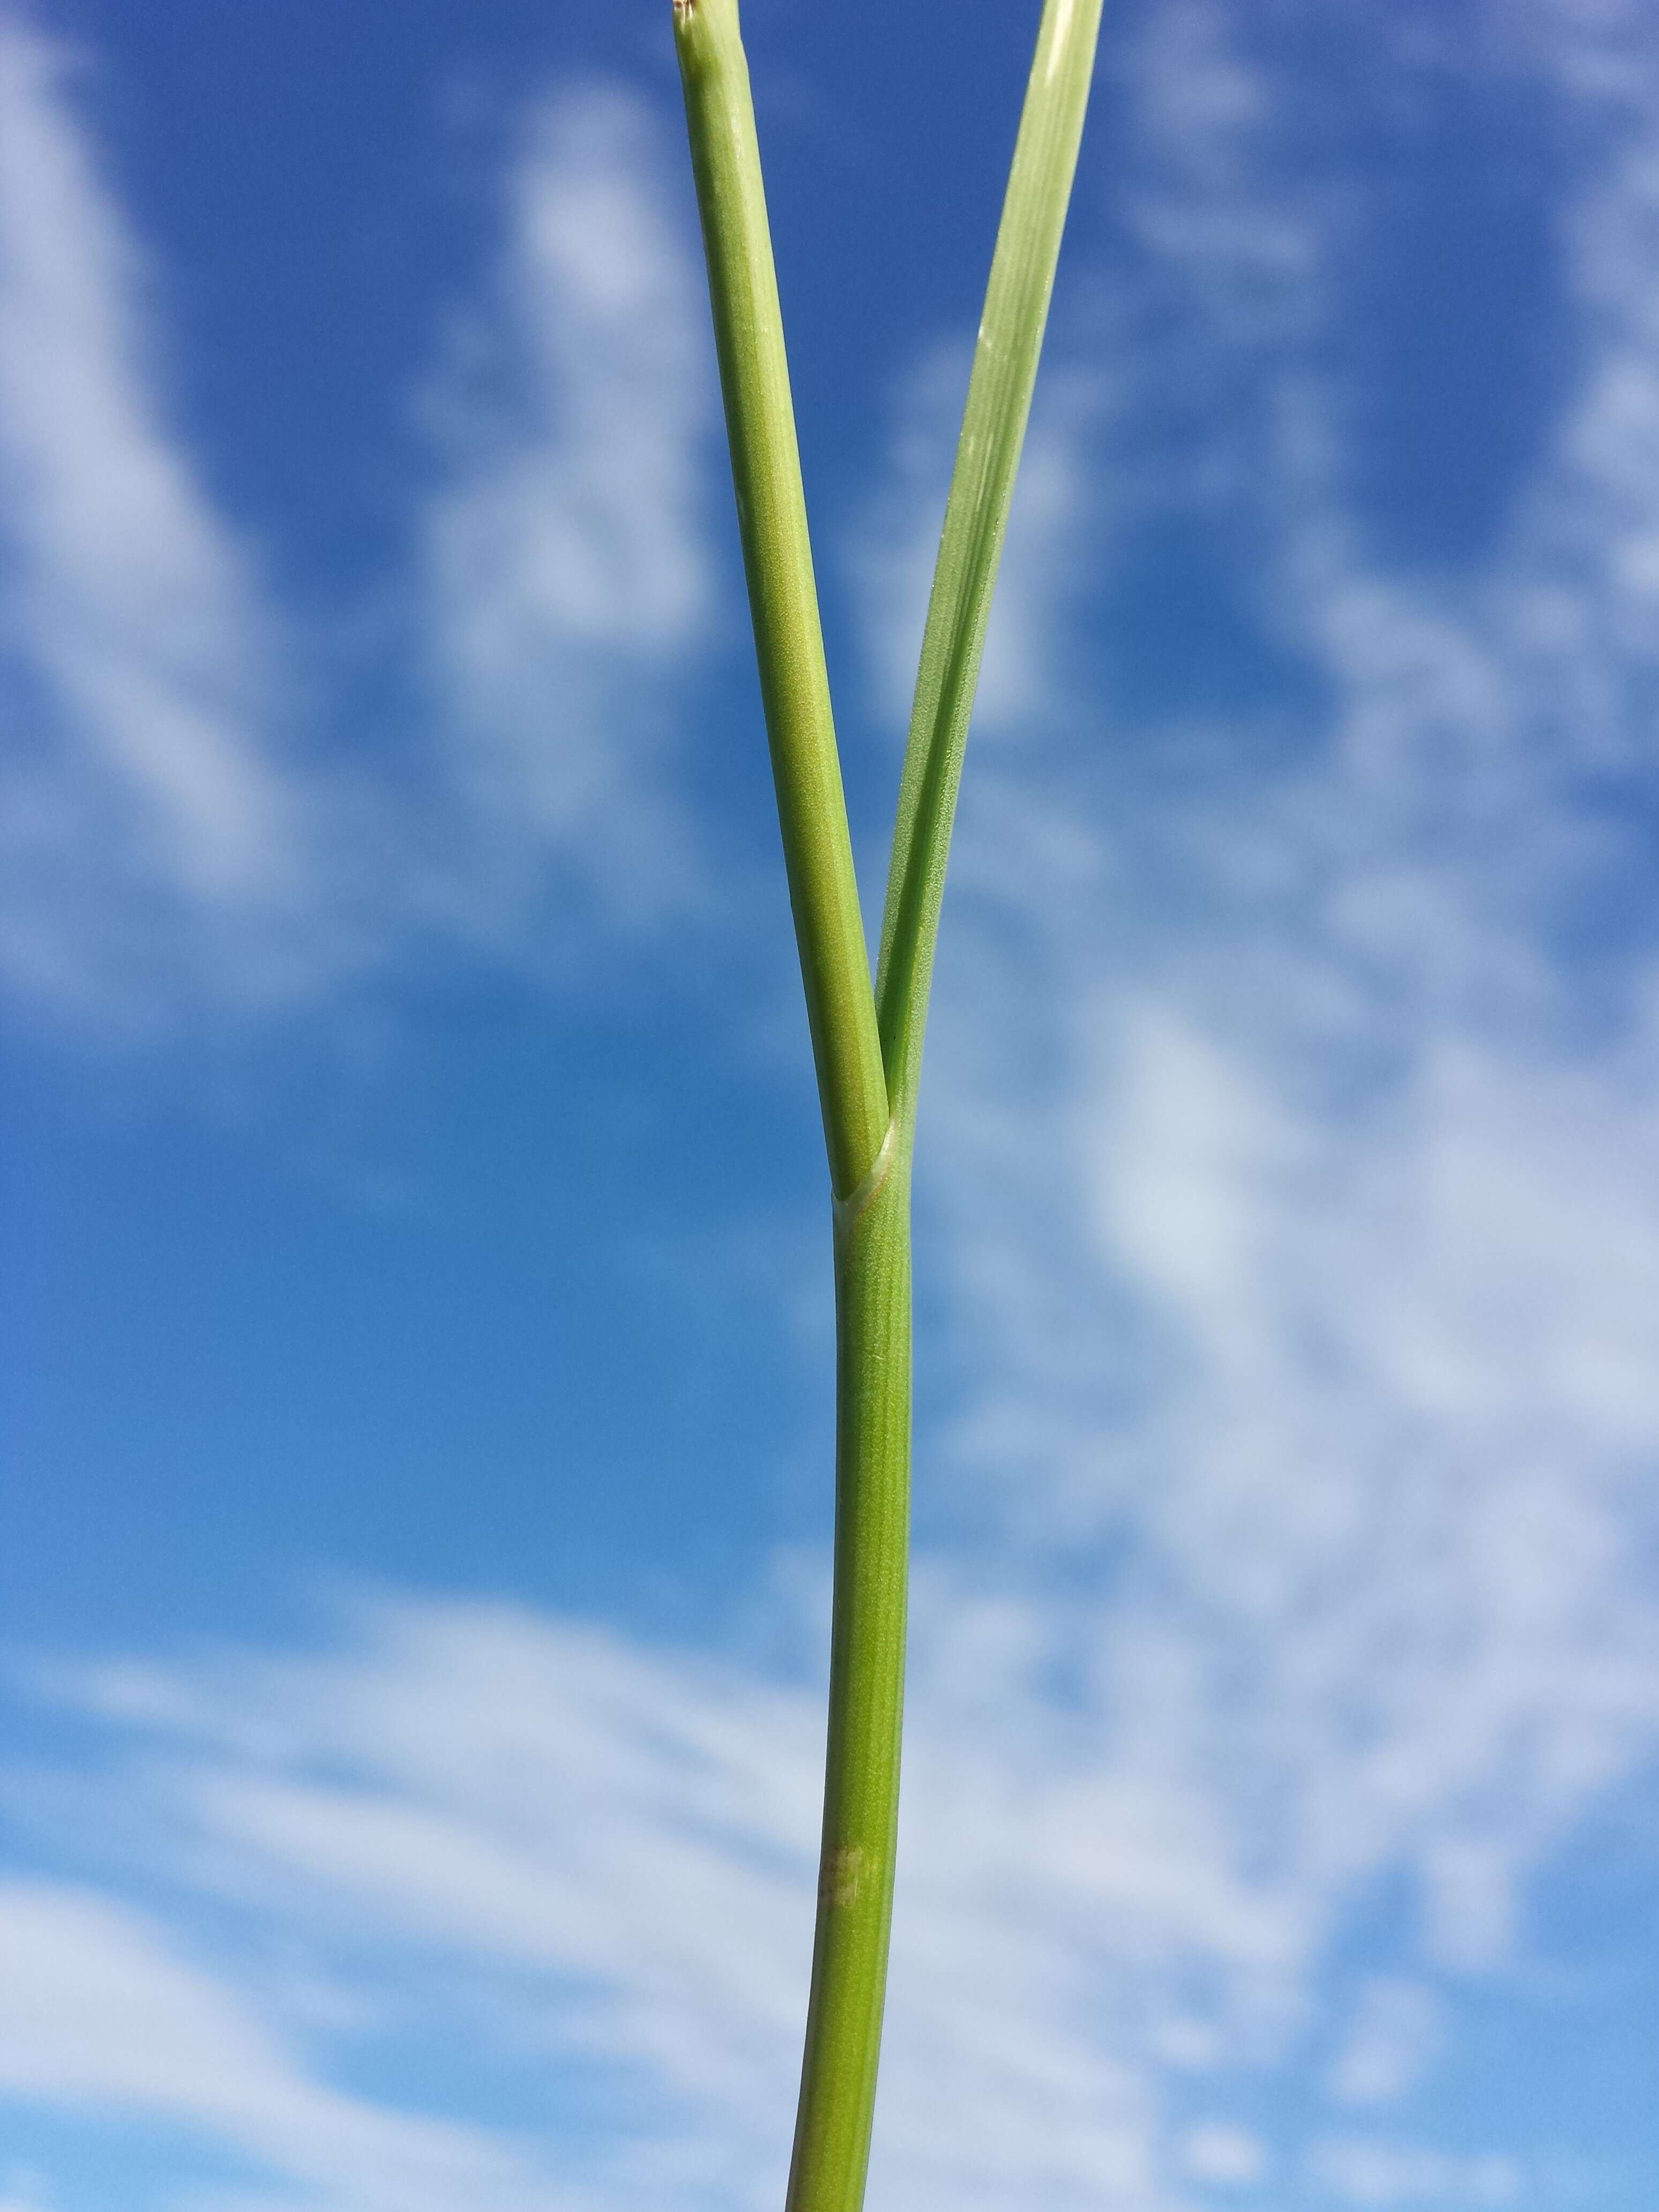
left=4, top=0, right=1659, bottom=2206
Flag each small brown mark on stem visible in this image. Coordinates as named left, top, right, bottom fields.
left=821, top=1842, right=873, bottom=1910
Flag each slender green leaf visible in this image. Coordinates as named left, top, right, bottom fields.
left=877, top=0, right=1105, bottom=1134
left=675, top=0, right=888, bottom=1201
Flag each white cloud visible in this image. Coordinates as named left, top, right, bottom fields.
left=1116, top=0, right=1323, bottom=355
left=418, top=83, right=718, bottom=937
left=0, top=1879, right=576, bottom=2212
left=1307, top=2138, right=1521, bottom=2208
left=0, top=38, right=721, bottom=1022
left=0, top=16, right=323, bottom=1019
left=0, top=1549, right=1627, bottom=2211
left=11, top=1591, right=1167, bottom=2210
left=0, top=2171, right=56, bottom=2212
left=1178, top=2122, right=1268, bottom=2187
left=1327, top=1979, right=1441, bottom=2107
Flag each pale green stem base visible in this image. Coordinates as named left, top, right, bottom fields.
left=786, top=1146, right=911, bottom=2212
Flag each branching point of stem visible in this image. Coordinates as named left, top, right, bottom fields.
left=833, top=1119, right=899, bottom=1236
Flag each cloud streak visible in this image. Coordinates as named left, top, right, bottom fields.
left=0, top=28, right=721, bottom=1024
left=418, top=81, right=718, bottom=940
left=0, top=1877, right=582, bottom=2212
left=0, top=16, right=315, bottom=1018
left=3, top=1551, right=1598, bottom=2212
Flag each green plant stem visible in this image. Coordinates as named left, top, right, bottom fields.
left=673, top=0, right=888, bottom=1203
left=786, top=1143, right=910, bottom=2212
left=677, top=10, right=908, bottom=2204
left=676, top=0, right=1100, bottom=2206
left=877, top=0, right=1105, bottom=1133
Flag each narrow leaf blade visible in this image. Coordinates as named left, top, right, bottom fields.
left=876, top=0, right=1105, bottom=1126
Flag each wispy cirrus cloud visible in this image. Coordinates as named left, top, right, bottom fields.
left=416, top=81, right=719, bottom=942
left=0, top=1583, right=1264, bottom=2212
left=0, top=20, right=721, bottom=1025
left=0, top=16, right=317, bottom=1019
left=0, top=1877, right=572, bottom=2212
left=9, top=1537, right=1623, bottom=2212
